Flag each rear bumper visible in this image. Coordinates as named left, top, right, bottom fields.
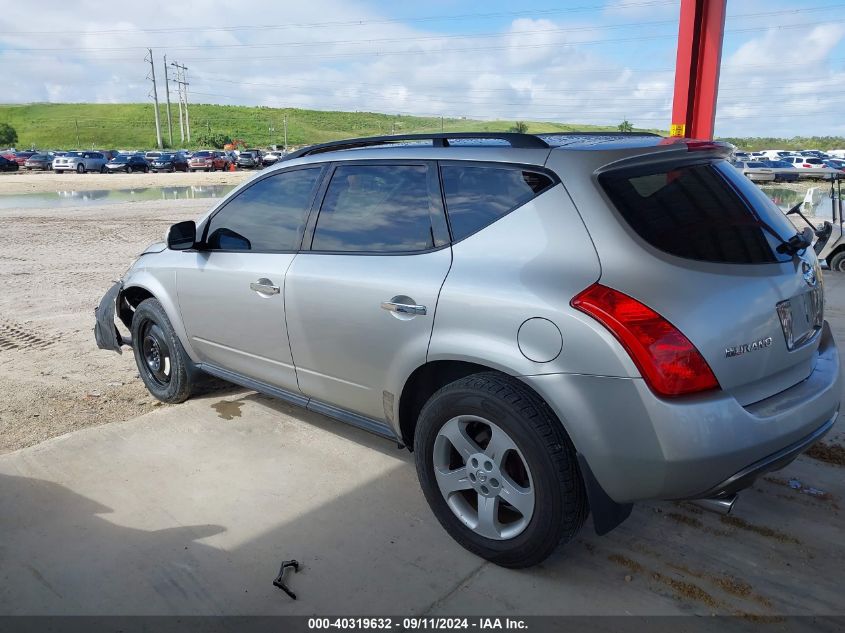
left=521, top=321, right=841, bottom=502
left=694, top=413, right=835, bottom=498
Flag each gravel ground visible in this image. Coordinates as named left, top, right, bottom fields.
left=0, top=171, right=252, bottom=453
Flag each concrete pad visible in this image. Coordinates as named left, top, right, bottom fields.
left=1, top=278, right=843, bottom=617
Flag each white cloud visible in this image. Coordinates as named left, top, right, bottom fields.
left=0, top=0, right=842, bottom=137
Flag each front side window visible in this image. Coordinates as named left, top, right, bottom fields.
left=205, top=168, right=322, bottom=251
left=440, top=164, right=555, bottom=241
left=311, top=164, right=435, bottom=253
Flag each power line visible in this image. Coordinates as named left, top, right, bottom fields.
left=0, top=1, right=680, bottom=36
left=8, top=12, right=844, bottom=55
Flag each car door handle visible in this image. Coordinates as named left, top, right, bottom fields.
left=250, top=279, right=280, bottom=295
left=381, top=301, right=427, bottom=316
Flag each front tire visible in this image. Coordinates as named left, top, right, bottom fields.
left=76, top=164, right=85, bottom=174
left=414, top=372, right=587, bottom=568
left=131, top=298, right=195, bottom=403
left=829, top=250, right=845, bottom=272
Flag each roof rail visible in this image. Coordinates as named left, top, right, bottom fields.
left=282, top=132, right=551, bottom=161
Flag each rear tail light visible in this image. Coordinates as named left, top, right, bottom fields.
left=571, top=284, right=720, bottom=397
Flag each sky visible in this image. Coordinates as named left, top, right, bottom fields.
left=1, top=0, right=844, bottom=137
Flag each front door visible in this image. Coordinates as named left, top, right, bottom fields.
left=285, top=161, right=452, bottom=421
left=176, top=166, right=325, bottom=390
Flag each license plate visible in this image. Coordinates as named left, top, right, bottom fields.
left=777, top=287, right=823, bottom=350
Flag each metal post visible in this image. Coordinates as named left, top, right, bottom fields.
left=182, top=67, right=191, bottom=143
left=172, top=62, right=184, bottom=144
left=283, top=115, right=288, bottom=152
left=163, top=54, right=173, bottom=146
left=669, top=0, right=727, bottom=139
left=146, top=49, right=163, bottom=149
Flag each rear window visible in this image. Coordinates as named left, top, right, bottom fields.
left=599, top=161, right=797, bottom=264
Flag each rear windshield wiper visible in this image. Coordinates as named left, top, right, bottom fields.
left=775, top=226, right=814, bottom=257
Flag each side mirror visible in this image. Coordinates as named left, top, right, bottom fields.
left=167, top=220, right=196, bottom=250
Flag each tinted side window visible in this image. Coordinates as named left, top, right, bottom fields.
left=440, top=165, right=555, bottom=241
left=206, top=168, right=322, bottom=251
left=311, top=165, right=434, bottom=253
left=599, top=161, right=794, bottom=264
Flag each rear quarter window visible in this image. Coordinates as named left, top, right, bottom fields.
left=440, top=164, right=556, bottom=241
left=599, top=161, right=796, bottom=264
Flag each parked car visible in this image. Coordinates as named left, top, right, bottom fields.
left=95, top=132, right=841, bottom=568
left=12, top=151, right=37, bottom=166
left=24, top=154, right=53, bottom=171
left=823, top=159, right=845, bottom=173
left=236, top=150, right=263, bottom=169
left=262, top=150, right=285, bottom=166
left=779, top=156, right=833, bottom=178
left=151, top=153, right=189, bottom=173
left=53, top=151, right=108, bottom=173
left=760, top=160, right=800, bottom=182
left=0, top=155, right=19, bottom=171
left=188, top=150, right=229, bottom=172
left=731, top=160, right=775, bottom=182
left=105, top=154, right=150, bottom=173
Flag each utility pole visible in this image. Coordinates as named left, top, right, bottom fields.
left=163, top=54, right=173, bottom=146
left=283, top=115, right=288, bottom=152
left=172, top=62, right=191, bottom=143
left=145, top=49, right=163, bottom=150
left=170, top=61, right=185, bottom=143
left=75, top=119, right=80, bottom=148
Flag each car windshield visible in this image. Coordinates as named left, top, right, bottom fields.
left=195, top=151, right=213, bottom=157
left=111, top=156, right=129, bottom=163
left=29, top=154, right=47, bottom=160
left=66, top=152, right=83, bottom=157
left=745, top=161, right=766, bottom=167
left=158, top=154, right=174, bottom=160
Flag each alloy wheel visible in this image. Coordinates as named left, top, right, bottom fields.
left=432, top=415, right=534, bottom=540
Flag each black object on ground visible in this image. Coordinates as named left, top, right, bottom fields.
left=273, top=559, right=300, bottom=600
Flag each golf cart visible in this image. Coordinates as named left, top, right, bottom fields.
left=786, top=176, right=845, bottom=272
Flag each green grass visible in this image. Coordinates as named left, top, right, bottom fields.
left=0, top=102, right=660, bottom=150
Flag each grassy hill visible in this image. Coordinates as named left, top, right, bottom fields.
left=0, top=103, right=650, bottom=150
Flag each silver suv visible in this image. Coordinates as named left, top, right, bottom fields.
left=53, top=151, right=108, bottom=173
left=95, top=133, right=841, bottom=567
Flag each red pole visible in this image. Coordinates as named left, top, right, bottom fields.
left=670, top=0, right=727, bottom=140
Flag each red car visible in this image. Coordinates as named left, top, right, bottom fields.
left=188, top=150, right=230, bottom=172
left=12, top=151, right=37, bottom=166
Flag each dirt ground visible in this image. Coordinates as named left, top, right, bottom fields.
left=0, top=170, right=251, bottom=452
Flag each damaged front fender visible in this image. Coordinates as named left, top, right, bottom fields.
left=93, top=281, right=129, bottom=354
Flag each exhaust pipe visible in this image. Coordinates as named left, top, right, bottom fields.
left=691, top=494, right=737, bottom=515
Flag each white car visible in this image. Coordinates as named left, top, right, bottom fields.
left=779, top=156, right=835, bottom=178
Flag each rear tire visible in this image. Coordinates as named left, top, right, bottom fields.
left=414, top=372, right=587, bottom=568
left=829, top=251, right=845, bottom=272
left=131, top=298, right=195, bottom=404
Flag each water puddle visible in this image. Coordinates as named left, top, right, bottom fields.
left=0, top=185, right=235, bottom=209
left=212, top=399, right=244, bottom=421
left=760, top=185, right=835, bottom=221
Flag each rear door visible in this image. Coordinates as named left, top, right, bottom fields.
left=596, top=159, right=824, bottom=405
left=284, top=161, right=452, bottom=421
left=176, top=165, right=325, bottom=391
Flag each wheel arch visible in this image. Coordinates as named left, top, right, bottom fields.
left=118, top=273, right=199, bottom=362
left=398, top=359, right=633, bottom=535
